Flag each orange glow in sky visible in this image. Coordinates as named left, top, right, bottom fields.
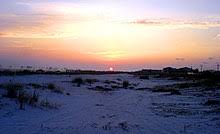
left=0, top=1, right=220, bottom=70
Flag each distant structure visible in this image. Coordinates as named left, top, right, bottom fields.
left=163, top=67, right=199, bottom=74
left=134, top=69, right=162, bottom=75
left=36, top=69, right=45, bottom=74
left=200, top=64, right=203, bottom=72
left=66, top=69, right=81, bottom=73
left=217, top=64, right=220, bottom=71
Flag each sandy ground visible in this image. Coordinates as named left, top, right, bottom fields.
left=0, top=74, right=219, bottom=134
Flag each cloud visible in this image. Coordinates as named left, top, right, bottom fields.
left=176, top=58, right=185, bottom=61
left=215, top=34, right=220, bottom=39
left=0, top=1, right=116, bottom=38
left=208, top=57, right=214, bottom=60
left=17, top=1, right=113, bottom=20
left=0, top=33, right=5, bottom=36
left=85, top=50, right=127, bottom=60
left=1, top=1, right=220, bottom=38
left=0, top=13, right=82, bottom=38
left=128, top=18, right=220, bottom=29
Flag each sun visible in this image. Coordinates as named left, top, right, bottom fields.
left=109, top=67, right=114, bottom=71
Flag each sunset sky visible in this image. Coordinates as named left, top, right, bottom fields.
left=0, top=0, right=220, bottom=71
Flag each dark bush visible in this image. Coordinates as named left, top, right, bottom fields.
left=176, top=83, right=192, bottom=89
left=18, top=90, right=25, bottom=110
left=28, top=83, right=42, bottom=89
left=29, top=90, right=39, bottom=105
left=40, top=99, right=59, bottom=109
left=117, top=78, right=122, bottom=81
left=111, top=85, right=121, bottom=89
left=4, top=83, right=23, bottom=98
left=53, top=87, right=63, bottom=94
left=204, top=100, right=220, bottom=106
left=104, top=80, right=117, bottom=84
left=104, top=80, right=111, bottom=84
left=153, top=86, right=177, bottom=93
left=139, top=75, right=149, bottom=80
left=48, top=84, right=63, bottom=94
left=123, top=81, right=129, bottom=89
left=170, top=90, right=181, bottom=95
left=47, top=83, right=55, bottom=90
left=118, top=121, right=129, bottom=131
left=72, top=77, right=83, bottom=87
left=85, top=79, right=98, bottom=85
left=66, top=92, right=70, bottom=96
left=93, top=86, right=112, bottom=92
left=47, top=83, right=63, bottom=94
left=6, top=88, right=18, bottom=98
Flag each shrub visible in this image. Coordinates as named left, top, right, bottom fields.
left=123, top=81, right=129, bottom=89
left=47, top=83, right=63, bottom=94
left=104, top=80, right=111, bottom=84
left=139, top=75, right=149, bottom=80
left=153, top=86, right=176, bottom=93
left=117, top=78, right=122, bottom=81
left=118, top=121, right=129, bottom=131
left=40, top=99, right=59, bottom=109
left=85, top=79, right=98, bottom=85
left=28, top=83, right=42, bottom=89
left=53, top=87, right=63, bottom=94
left=93, top=86, right=112, bottom=92
left=47, top=83, right=55, bottom=90
left=104, top=80, right=117, bottom=84
left=4, top=83, right=23, bottom=98
left=18, top=90, right=25, bottom=110
left=66, top=92, right=70, bottom=96
left=17, top=90, right=39, bottom=110
left=40, top=99, right=50, bottom=107
left=111, top=85, right=121, bottom=89
left=72, top=77, right=83, bottom=87
left=6, top=88, right=17, bottom=98
left=204, top=100, right=220, bottom=106
left=29, top=90, right=39, bottom=105
left=170, top=90, right=181, bottom=95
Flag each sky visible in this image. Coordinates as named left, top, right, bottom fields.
left=0, top=0, right=220, bottom=71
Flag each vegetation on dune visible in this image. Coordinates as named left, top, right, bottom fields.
left=85, top=78, right=99, bottom=85
left=89, top=86, right=113, bottom=92
left=3, top=83, right=23, bottom=98
left=1, top=82, right=63, bottom=110
left=0, top=67, right=219, bottom=113
left=40, top=98, right=60, bottom=109
left=47, top=83, right=63, bottom=94
left=122, top=81, right=129, bottom=89
left=153, top=76, right=220, bottom=94
left=152, top=85, right=185, bottom=94
left=28, top=83, right=42, bottom=89
left=104, top=80, right=119, bottom=84
left=72, top=77, right=84, bottom=87
left=139, top=75, right=149, bottom=80
left=204, top=100, right=220, bottom=106
left=66, top=92, right=70, bottom=96
left=2, top=83, right=40, bottom=109
left=28, top=90, right=39, bottom=106
left=47, top=83, right=55, bottom=90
